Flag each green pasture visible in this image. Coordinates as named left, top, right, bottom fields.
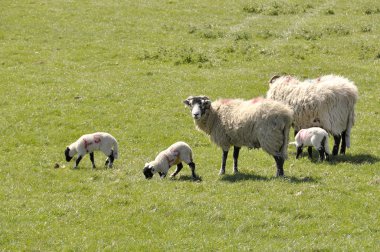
left=1, top=0, right=379, bottom=250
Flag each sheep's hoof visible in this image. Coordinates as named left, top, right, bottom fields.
left=233, top=169, right=239, bottom=175
left=219, top=170, right=225, bottom=175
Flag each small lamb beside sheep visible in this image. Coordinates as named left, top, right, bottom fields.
left=184, top=96, right=293, bottom=177
left=143, top=141, right=197, bottom=180
left=65, top=132, right=118, bottom=169
left=290, top=127, right=331, bottom=161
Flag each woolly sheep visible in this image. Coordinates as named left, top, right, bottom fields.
left=65, top=132, right=118, bottom=169
left=289, top=127, right=331, bottom=161
left=183, top=96, right=293, bottom=177
left=143, top=141, right=197, bottom=180
left=267, top=74, right=358, bottom=156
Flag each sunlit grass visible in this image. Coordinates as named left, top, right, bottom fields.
left=0, top=0, right=379, bottom=250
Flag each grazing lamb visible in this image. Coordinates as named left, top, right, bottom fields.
left=143, top=141, right=197, bottom=180
left=267, top=74, right=358, bottom=156
left=183, top=96, right=293, bottom=177
left=65, top=132, right=118, bottom=169
left=289, top=127, right=331, bottom=161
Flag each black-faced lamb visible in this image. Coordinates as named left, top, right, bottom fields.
left=289, top=127, right=331, bottom=161
left=143, top=141, right=197, bottom=180
left=65, top=132, right=118, bottom=169
left=183, top=96, right=293, bottom=177
left=267, top=74, right=358, bottom=156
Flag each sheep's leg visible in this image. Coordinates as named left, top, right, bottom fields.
left=332, top=135, right=341, bottom=156
left=74, top=155, right=83, bottom=169
left=296, top=145, right=303, bottom=159
left=273, top=156, right=284, bottom=177
left=188, top=162, right=197, bottom=179
left=219, top=150, right=228, bottom=175
left=170, top=163, right=183, bottom=178
left=105, top=158, right=109, bottom=166
left=232, top=146, right=240, bottom=174
left=307, top=147, right=313, bottom=159
left=340, top=130, right=347, bottom=154
left=89, top=152, right=96, bottom=169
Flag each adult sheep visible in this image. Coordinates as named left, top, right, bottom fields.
left=183, top=96, right=293, bottom=177
left=267, top=74, right=358, bottom=155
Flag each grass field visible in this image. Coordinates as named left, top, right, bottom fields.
left=1, top=0, right=379, bottom=250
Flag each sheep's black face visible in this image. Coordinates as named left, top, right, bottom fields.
left=183, top=96, right=211, bottom=120
left=143, top=166, right=154, bottom=179
left=65, top=147, right=73, bottom=162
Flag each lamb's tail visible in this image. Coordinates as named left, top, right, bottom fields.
left=345, top=109, right=355, bottom=148
left=113, top=138, right=119, bottom=159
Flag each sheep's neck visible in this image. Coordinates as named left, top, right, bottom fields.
left=195, top=109, right=215, bottom=135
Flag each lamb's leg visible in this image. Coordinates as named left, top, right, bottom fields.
left=307, top=147, right=313, bottom=159
left=170, top=162, right=183, bottom=178
left=318, top=148, right=325, bottom=161
left=107, top=150, right=115, bottom=168
left=105, top=158, right=109, bottom=166
left=332, top=135, right=341, bottom=156
left=74, top=155, right=83, bottom=169
left=188, top=162, right=197, bottom=179
left=340, top=130, right=347, bottom=154
left=89, top=152, right=96, bottom=169
left=232, top=146, right=240, bottom=174
left=296, top=145, right=303, bottom=159
left=273, top=156, right=284, bottom=177
left=219, top=150, right=228, bottom=175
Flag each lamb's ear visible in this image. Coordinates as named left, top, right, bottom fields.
left=183, top=96, right=193, bottom=107
left=269, top=75, right=281, bottom=84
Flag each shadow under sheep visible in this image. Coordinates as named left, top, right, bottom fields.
left=296, top=151, right=380, bottom=165
left=220, top=172, right=318, bottom=184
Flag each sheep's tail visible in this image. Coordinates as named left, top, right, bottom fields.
left=345, top=109, right=355, bottom=148
left=280, top=123, right=291, bottom=159
left=113, top=138, right=119, bottom=159
left=323, top=136, right=331, bottom=155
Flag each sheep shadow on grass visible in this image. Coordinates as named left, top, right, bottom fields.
left=327, top=153, right=380, bottom=165
left=220, top=172, right=318, bottom=184
left=172, top=175, right=203, bottom=182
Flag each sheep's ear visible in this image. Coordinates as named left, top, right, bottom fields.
left=269, top=75, right=281, bottom=84
left=183, top=96, right=193, bottom=107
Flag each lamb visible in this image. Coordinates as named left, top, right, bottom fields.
left=143, top=141, right=197, bottom=180
left=267, top=74, right=358, bottom=156
left=65, top=132, right=118, bottom=169
left=183, top=96, right=293, bottom=177
left=289, top=127, right=331, bottom=161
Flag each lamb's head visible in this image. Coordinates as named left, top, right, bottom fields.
left=183, top=96, right=211, bottom=120
left=64, top=147, right=73, bottom=162
left=143, top=162, right=156, bottom=179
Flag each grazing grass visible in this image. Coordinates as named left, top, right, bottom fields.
left=1, top=0, right=379, bottom=250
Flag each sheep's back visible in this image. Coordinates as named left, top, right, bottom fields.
left=267, top=78, right=358, bottom=134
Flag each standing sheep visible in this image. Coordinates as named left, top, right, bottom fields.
left=143, top=141, right=197, bottom=180
left=267, top=74, right=358, bottom=155
left=65, top=132, right=118, bottom=169
left=183, top=96, right=293, bottom=177
left=289, top=127, right=331, bottom=161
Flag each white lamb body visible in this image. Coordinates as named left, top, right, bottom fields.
left=291, top=127, right=331, bottom=161
left=65, top=132, right=118, bottom=168
left=143, top=141, right=197, bottom=179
